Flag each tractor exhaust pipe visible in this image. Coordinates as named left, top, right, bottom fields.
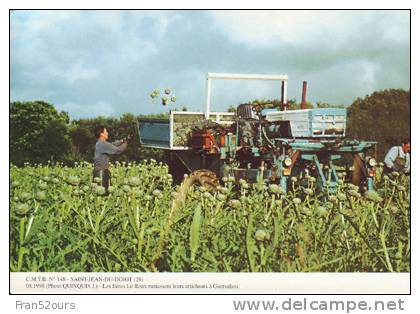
left=281, top=81, right=285, bottom=110
left=301, top=81, right=307, bottom=110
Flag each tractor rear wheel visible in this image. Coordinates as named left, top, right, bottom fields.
left=352, top=154, right=368, bottom=189
left=186, top=169, right=220, bottom=191
left=172, top=169, right=220, bottom=211
left=352, top=155, right=362, bottom=187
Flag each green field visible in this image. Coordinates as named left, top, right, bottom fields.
left=10, top=160, right=410, bottom=272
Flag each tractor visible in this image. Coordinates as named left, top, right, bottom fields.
left=138, top=72, right=377, bottom=193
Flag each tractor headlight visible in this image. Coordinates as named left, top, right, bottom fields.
left=284, top=157, right=292, bottom=167
left=368, top=157, right=377, bottom=167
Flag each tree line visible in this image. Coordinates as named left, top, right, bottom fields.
left=10, top=101, right=167, bottom=166
left=10, top=88, right=409, bottom=166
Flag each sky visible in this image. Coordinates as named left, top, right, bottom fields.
left=10, top=10, right=410, bottom=119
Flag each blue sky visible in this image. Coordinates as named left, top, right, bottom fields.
left=10, top=10, right=409, bottom=119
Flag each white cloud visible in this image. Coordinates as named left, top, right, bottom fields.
left=156, top=14, right=170, bottom=39
left=209, top=10, right=407, bottom=48
left=59, top=100, right=115, bottom=118
left=12, top=11, right=78, bottom=34
left=91, top=10, right=125, bottom=32
left=10, top=10, right=409, bottom=118
left=49, top=62, right=100, bottom=84
left=122, top=30, right=159, bottom=64
left=154, top=11, right=182, bottom=40
left=210, top=11, right=339, bottom=46
left=66, top=63, right=100, bottom=84
left=359, top=61, right=379, bottom=91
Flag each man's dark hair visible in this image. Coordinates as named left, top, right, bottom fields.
left=95, top=125, right=106, bottom=139
left=402, top=138, right=410, bottom=145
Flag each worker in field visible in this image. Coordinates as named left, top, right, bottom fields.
left=93, top=125, right=131, bottom=194
left=383, top=138, right=410, bottom=175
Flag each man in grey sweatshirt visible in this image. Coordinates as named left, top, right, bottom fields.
left=93, top=125, right=129, bottom=194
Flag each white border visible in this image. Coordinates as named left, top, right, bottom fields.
left=10, top=272, right=410, bottom=294
left=3, top=3, right=417, bottom=314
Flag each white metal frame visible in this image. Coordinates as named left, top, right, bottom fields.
left=205, top=72, right=289, bottom=119
left=207, top=111, right=236, bottom=125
